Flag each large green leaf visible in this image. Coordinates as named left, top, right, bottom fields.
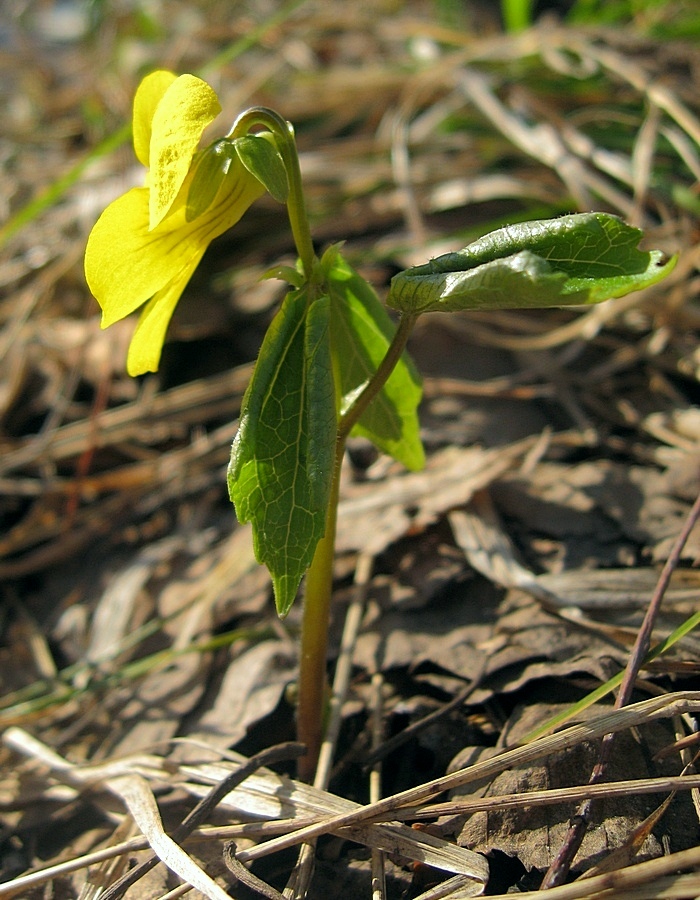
left=228, top=288, right=336, bottom=615
left=322, top=247, right=425, bottom=471
left=387, top=213, right=676, bottom=314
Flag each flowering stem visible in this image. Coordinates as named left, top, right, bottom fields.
left=229, top=107, right=315, bottom=279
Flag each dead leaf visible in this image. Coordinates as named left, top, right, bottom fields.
left=188, top=640, right=296, bottom=749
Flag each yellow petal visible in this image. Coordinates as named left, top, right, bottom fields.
left=133, top=70, right=177, bottom=168
left=85, top=178, right=243, bottom=328
left=149, top=74, right=221, bottom=230
left=126, top=269, right=200, bottom=376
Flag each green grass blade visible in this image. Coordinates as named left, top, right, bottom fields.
left=520, top=607, right=700, bottom=744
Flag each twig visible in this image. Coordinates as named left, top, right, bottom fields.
left=370, top=672, right=387, bottom=900
left=391, top=772, right=700, bottom=820
left=223, top=841, right=286, bottom=900
left=486, top=844, right=700, bottom=900
left=314, top=552, right=375, bottom=790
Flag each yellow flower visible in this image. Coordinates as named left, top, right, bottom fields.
left=85, top=71, right=266, bottom=376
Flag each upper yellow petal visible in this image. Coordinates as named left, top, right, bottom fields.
left=148, top=74, right=222, bottom=230
left=133, top=70, right=178, bottom=168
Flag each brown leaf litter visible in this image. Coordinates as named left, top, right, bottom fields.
left=1, top=1, right=700, bottom=897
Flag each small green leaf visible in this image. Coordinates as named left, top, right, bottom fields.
left=387, top=213, right=676, bottom=314
left=322, top=247, right=424, bottom=471
left=234, top=133, right=289, bottom=203
left=228, top=288, right=336, bottom=616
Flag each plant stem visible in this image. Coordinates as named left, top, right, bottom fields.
left=295, top=309, right=419, bottom=781
left=501, top=0, right=533, bottom=32
left=276, top=124, right=315, bottom=281
left=339, top=312, right=419, bottom=439
left=296, top=434, right=343, bottom=783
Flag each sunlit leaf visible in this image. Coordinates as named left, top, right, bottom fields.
left=228, top=289, right=336, bottom=615
left=387, top=213, right=676, bottom=314
left=263, top=263, right=305, bottom=288
left=322, top=247, right=424, bottom=471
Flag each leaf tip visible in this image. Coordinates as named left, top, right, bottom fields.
left=272, top=573, right=301, bottom=618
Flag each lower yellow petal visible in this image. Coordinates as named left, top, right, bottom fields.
left=125, top=263, right=201, bottom=376
left=86, top=188, right=164, bottom=324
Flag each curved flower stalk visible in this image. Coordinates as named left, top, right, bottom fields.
left=85, top=71, right=267, bottom=375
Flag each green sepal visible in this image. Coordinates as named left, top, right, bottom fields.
left=387, top=213, right=677, bottom=314
left=322, top=246, right=425, bottom=471
left=233, top=133, right=289, bottom=203
left=228, top=288, right=336, bottom=616
left=186, top=139, right=236, bottom=222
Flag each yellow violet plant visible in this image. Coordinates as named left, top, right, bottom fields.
left=85, top=70, right=676, bottom=781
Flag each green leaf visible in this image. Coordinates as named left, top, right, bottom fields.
left=322, top=247, right=425, bottom=471
left=234, top=133, right=289, bottom=203
left=228, top=288, right=336, bottom=615
left=387, top=213, right=677, bottom=314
